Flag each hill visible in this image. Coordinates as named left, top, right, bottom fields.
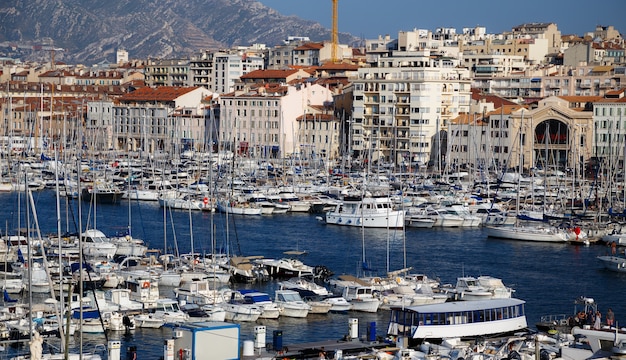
left=0, top=0, right=356, bottom=64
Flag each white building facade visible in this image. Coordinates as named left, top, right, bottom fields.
left=213, top=53, right=264, bottom=95
left=352, top=47, right=471, bottom=167
left=219, top=83, right=335, bottom=158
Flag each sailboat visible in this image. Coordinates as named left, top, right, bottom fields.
left=485, top=111, right=570, bottom=243
left=12, top=179, right=104, bottom=359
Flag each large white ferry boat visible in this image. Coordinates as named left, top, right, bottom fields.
left=387, top=298, right=527, bottom=343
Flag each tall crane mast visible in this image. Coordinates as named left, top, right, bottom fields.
left=331, top=0, right=338, bottom=63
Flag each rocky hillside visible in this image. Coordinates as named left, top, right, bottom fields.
left=0, top=0, right=356, bottom=64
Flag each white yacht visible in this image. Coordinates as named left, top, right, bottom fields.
left=109, top=233, right=148, bottom=257
left=80, top=229, right=118, bottom=258
left=329, top=275, right=380, bottom=313
left=274, top=289, right=311, bottom=318
left=218, top=289, right=262, bottom=322
left=325, top=195, right=405, bottom=228
left=153, top=298, right=189, bottom=325
left=446, top=276, right=496, bottom=301
left=239, top=290, right=281, bottom=319
left=257, top=251, right=315, bottom=279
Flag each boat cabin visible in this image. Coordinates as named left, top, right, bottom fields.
left=387, top=298, right=527, bottom=346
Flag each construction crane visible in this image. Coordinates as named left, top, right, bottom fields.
left=331, top=0, right=338, bottom=63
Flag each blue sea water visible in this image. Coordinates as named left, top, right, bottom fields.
left=1, top=190, right=625, bottom=359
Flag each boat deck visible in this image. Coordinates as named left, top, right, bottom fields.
left=243, top=339, right=392, bottom=359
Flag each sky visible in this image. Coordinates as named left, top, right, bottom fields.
left=257, top=0, right=625, bottom=39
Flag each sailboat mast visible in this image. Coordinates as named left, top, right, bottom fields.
left=516, top=111, right=524, bottom=224
left=53, top=147, right=67, bottom=351
left=26, top=175, right=33, bottom=340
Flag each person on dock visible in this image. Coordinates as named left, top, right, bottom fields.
left=607, top=308, right=615, bottom=327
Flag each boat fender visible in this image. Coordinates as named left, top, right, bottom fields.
left=142, top=281, right=150, bottom=289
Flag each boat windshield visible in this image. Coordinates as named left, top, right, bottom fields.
left=279, top=292, right=302, bottom=302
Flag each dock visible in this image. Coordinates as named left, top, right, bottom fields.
left=243, top=338, right=393, bottom=359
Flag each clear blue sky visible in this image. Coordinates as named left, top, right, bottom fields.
left=257, top=0, right=625, bottom=39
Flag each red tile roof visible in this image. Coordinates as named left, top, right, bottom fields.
left=294, top=42, right=324, bottom=51
left=470, top=89, right=518, bottom=107
left=119, top=86, right=198, bottom=102
left=296, top=113, right=335, bottom=121
left=240, top=69, right=299, bottom=80
left=558, top=95, right=603, bottom=103
left=316, top=62, right=360, bottom=71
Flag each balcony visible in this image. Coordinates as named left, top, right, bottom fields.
left=397, top=132, right=409, bottom=139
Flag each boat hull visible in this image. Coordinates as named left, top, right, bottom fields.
left=597, top=255, right=626, bottom=272
left=485, top=226, right=568, bottom=242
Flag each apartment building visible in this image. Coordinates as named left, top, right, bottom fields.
left=593, top=89, right=626, bottom=169
left=0, top=96, right=83, bottom=154
left=352, top=45, right=471, bottom=167
left=507, top=22, right=562, bottom=55
left=267, top=38, right=309, bottom=69
left=237, top=69, right=312, bottom=88
left=144, top=59, right=190, bottom=87
left=461, top=53, right=528, bottom=78
left=447, top=105, right=525, bottom=172
left=213, top=52, right=264, bottom=95
left=189, top=51, right=214, bottom=90
left=295, top=106, right=340, bottom=161
left=87, top=86, right=212, bottom=153
left=219, top=82, right=334, bottom=158
left=460, top=37, right=549, bottom=65
left=292, top=42, right=324, bottom=67
left=473, top=65, right=626, bottom=100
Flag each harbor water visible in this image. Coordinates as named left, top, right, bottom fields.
left=0, top=190, right=625, bottom=359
